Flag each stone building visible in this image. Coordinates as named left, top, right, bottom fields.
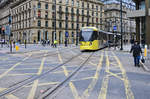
left=127, top=0, right=150, bottom=45
left=0, top=0, right=12, bottom=41
left=104, top=3, right=136, bottom=43
left=0, top=0, right=105, bottom=44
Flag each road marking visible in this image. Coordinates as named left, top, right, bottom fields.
left=98, top=51, right=109, bottom=99
left=58, top=49, right=81, bottom=99
left=71, top=77, right=95, bottom=82
left=106, top=71, right=124, bottom=81
left=0, top=54, right=32, bottom=79
left=27, top=52, right=47, bottom=99
left=81, top=52, right=104, bottom=99
left=5, top=94, right=19, bottom=99
left=24, top=82, right=60, bottom=88
left=70, top=50, right=97, bottom=67
left=0, top=88, right=19, bottom=99
left=7, top=73, right=36, bottom=76
left=112, top=52, right=134, bottom=99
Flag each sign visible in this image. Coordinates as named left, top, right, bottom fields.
left=65, top=31, right=69, bottom=37
left=113, top=26, right=117, bottom=31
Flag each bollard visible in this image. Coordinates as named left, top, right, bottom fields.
left=144, top=45, right=147, bottom=57
left=15, top=43, right=19, bottom=51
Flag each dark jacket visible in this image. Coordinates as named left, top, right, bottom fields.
left=130, top=44, right=142, bottom=57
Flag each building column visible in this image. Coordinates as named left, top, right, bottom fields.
left=135, top=2, right=140, bottom=42
left=135, top=18, right=140, bottom=42
left=145, top=0, right=150, bottom=46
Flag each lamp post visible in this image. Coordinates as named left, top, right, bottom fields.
left=120, top=0, right=123, bottom=50
left=9, top=9, right=13, bottom=53
left=23, top=32, right=27, bottom=49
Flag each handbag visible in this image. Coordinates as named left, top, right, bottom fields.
left=141, top=56, right=145, bottom=63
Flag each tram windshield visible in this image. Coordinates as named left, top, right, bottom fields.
left=80, top=30, right=98, bottom=41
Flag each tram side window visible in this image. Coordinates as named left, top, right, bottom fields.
left=90, top=31, right=98, bottom=41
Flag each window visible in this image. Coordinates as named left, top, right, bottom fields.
left=59, top=0, right=62, bottom=3
left=59, top=22, right=62, bottom=28
left=38, top=30, right=41, bottom=41
left=77, top=1, right=79, bottom=7
left=71, top=8, right=74, bottom=14
left=52, top=21, right=55, bottom=28
left=72, top=23, right=74, bottom=29
left=82, top=16, right=84, bottom=22
left=38, top=10, right=41, bottom=18
left=45, top=11, right=48, bottom=18
left=92, top=4, right=94, bottom=9
left=52, top=12, right=55, bottom=18
left=72, top=0, right=74, bottom=5
left=52, top=5, right=55, bottom=11
left=38, top=2, right=41, bottom=8
left=45, top=3, right=48, bottom=9
left=66, top=7, right=68, bottom=13
left=66, top=0, right=69, bottom=4
left=38, top=20, right=41, bottom=26
left=45, top=21, right=48, bottom=27
left=82, top=2, right=84, bottom=8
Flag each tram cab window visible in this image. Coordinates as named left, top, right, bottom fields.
left=80, top=31, right=98, bottom=41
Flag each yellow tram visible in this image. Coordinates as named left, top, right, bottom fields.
left=79, top=27, right=116, bottom=51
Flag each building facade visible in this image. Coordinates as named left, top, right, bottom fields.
left=0, top=0, right=105, bottom=44
left=0, top=0, right=12, bottom=41
left=105, top=3, right=136, bottom=44
left=127, top=0, right=150, bottom=45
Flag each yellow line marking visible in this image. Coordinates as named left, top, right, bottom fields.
left=0, top=68, right=39, bottom=71
left=81, top=53, right=104, bottom=99
left=58, top=49, right=81, bottom=99
left=71, top=77, right=95, bottom=82
left=106, top=71, right=124, bottom=81
left=24, top=82, right=60, bottom=88
left=0, top=88, right=6, bottom=92
left=112, top=52, right=134, bottom=99
left=0, top=54, right=32, bottom=79
left=98, top=51, right=109, bottom=99
left=0, top=88, right=19, bottom=99
left=70, top=50, right=97, bottom=67
left=27, top=52, right=47, bottom=99
left=5, top=94, right=19, bottom=99
left=7, top=73, right=36, bottom=76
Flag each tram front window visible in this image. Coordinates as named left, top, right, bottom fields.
left=80, top=31, right=97, bottom=41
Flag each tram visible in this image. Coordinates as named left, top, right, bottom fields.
left=79, top=27, right=118, bottom=51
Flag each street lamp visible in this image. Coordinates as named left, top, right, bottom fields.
left=120, top=0, right=123, bottom=50
left=23, top=32, right=27, bottom=49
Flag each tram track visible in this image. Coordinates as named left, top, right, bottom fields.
left=39, top=52, right=94, bottom=99
left=0, top=50, right=83, bottom=97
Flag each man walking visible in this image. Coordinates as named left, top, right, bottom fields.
left=130, top=41, right=142, bottom=67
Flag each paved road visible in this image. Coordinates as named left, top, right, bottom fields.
left=0, top=46, right=149, bottom=99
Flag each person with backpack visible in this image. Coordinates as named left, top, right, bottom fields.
left=130, top=41, right=142, bottom=67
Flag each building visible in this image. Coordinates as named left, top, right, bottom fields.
left=104, top=2, right=136, bottom=44
left=0, top=0, right=105, bottom=44
left=127, top=0, right=150, bottom=45
left=0, top=0, right=13, bottom=41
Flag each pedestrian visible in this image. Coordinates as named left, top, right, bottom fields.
left=13, top=41, right=15, bottom=48
left=54, top=40, right=58, bottom=48
left=130, top=41, right=142, bottom=67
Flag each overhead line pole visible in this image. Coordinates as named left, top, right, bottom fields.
left=120, top=0, right=123, bottom=50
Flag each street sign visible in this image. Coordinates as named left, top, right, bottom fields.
left=113, top=26, right=117, bottom=31
left=65, top=31, right=69, bottom=37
